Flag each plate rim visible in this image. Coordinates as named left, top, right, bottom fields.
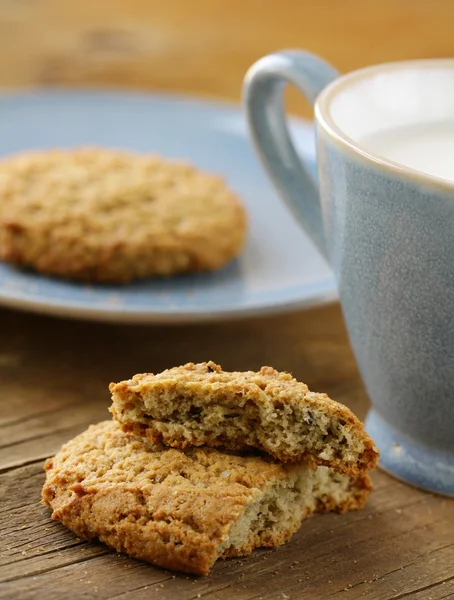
left=0, top=280, right=337, bottom=323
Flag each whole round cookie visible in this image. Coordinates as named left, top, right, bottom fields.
left=0, top=148, right=247, bottom=282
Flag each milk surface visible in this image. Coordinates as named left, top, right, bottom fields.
left=360, top=122, right=454, bottom=182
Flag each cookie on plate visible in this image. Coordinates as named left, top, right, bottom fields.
left=0, top=148, right=246, bottom=282
left=42, top=421, right=371, bottom=576
left=110, top=362, right=379, bottom=476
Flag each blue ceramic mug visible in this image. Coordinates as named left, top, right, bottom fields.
left=244, top=50, right=454, bottom=496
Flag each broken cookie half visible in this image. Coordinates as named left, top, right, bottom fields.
left=42, top=421, right=372, bottom=576
left=109, top=362, right=378, bottom=476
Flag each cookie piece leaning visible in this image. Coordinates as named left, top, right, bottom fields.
left=0, top=148, right=246, bottom=282
left=42, top=420, right=372, bottom=576
left=109, top=362, right=379, bottom=477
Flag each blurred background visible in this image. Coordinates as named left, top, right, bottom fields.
left=1, top=0, right=454, bottom=387
left=1, top=0, right=454, bottom=117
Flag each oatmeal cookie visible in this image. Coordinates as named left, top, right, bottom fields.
left=42, top=420, right=371, bottom=575
left=110, top=362, right=379, bottom=476
left=0, top=148, right=246, bottom=281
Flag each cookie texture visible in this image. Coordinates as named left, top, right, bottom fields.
left=42, top=421, right=371, bottom=576
left=110, top=362, right=379, bottom=476
left=0, top=148, right=246, bottom=282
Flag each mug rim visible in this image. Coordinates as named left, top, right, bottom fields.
left=315, top=58, right=454, bottom=191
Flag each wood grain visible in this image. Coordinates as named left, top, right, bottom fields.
left=0, top=1, right=454, bottom=598
left=0, top=306, right=453, bottom=600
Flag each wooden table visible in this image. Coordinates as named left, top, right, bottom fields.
left=2, top=307, right=453, bottom=600
left=0, top=2, right=454, bottom=599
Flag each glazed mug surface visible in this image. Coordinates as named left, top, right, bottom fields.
left=244, top=51, right=454, bottom=495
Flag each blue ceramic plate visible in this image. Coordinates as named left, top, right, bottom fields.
left=0, top=90, right=336, bottom=323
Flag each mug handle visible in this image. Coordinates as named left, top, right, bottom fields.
left=243, top=50, right=339, bottom=260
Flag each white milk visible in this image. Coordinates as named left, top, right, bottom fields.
left=360, top=122, right=454, bottom=182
